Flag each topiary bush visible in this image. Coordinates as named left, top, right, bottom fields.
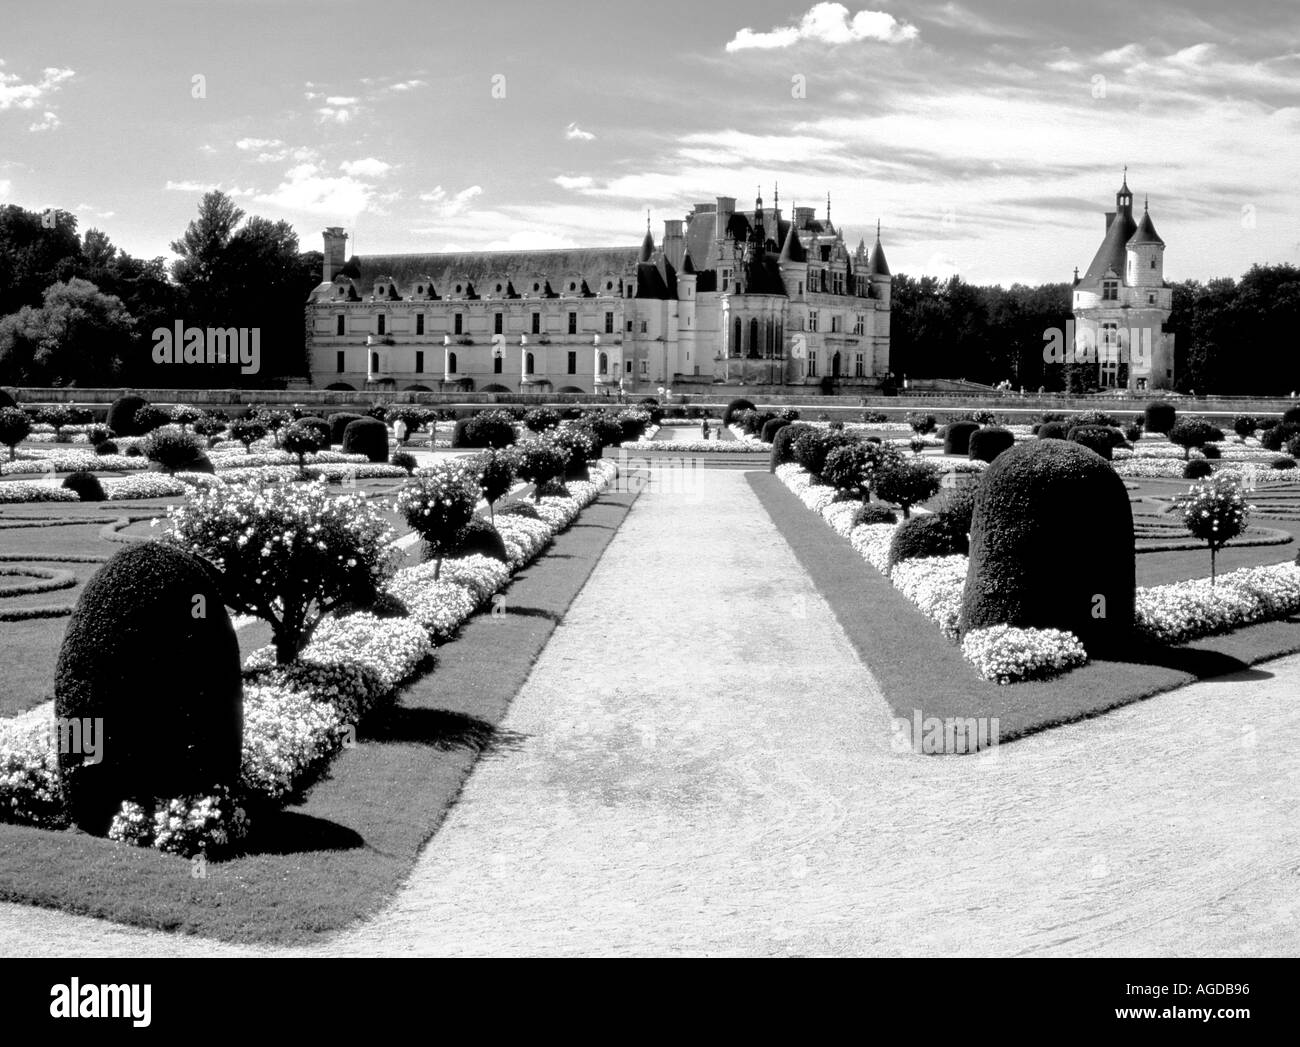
left=514, top=442, right=567, bottom=501
left=229, top=418, right=267, bottom=452
left=141, top=428, right=206, bottom=473
left=1284, top=406, right=1300, bottom=427
left=615, top=407, right=653, bottom=443
left=62, top=469, right=105, bottom=501
left=887, top=513, right=968, bottom=569
left=792, top=428, right=854, bottom=479
left=853, top=503, right=898, bottom=526
left=327, top=412, right=365, bottom=446
left=1201, top=443, right=1221, bottom=460
left=456, top=410, right=516, bottom=449
left=1184, top=459, right=1214, bottom=479
left=1261, top=422, right=1300, bottom=452
left=131, top=404, right=171, bottom=434
left=770, top=423, right=813, bottom=472
left=578, top=411, right=622, bottom=450
left=821, top=443, right=876, bottom=500
left=1233, top=416, right=1258, bottom=440
left=723, top=398, right=756, bottom=425
left=547, top=427, right=599, bottom=481
left=1067, top=424, right=1122, bottom=461
left=1123, top=423, right=1142, bottom=443
left=1168, top=419, right=1222, bottom=460
left=106, top=395, right=149, bottom=437
left=452, top=517, right=510, bottom=563
left=960, top=439, right=1134, bottom=653
left=1038, top=421, right=1069, bottom=441
left=0, top=388, right=14, bottom=410
left=1144, top=402, right=1176, bottom=434
left=968, top=426, right=1015, bottom=463
left=760, top=417, right=789, bottom=444
left=524, top=407, right=560, bottom=433
left=874, top=459, right=942, bottom=518
left=95, top=439, right=118, bottom=455
left=1271, top=457, right=1296, bottom=470
left=296, top=415, right=331, bottom=447
left=54, top=541, right=243, bottom=833
left=943, top=421, right=979, bottom=456
left=907, top=412, right=937, bottom=435
left=1069, top=410, right=1120, bottom=430
left=0, top=405, right=32, bottom=460
left=390, top=450, right=418, bottom=475
left=280, top=420, right=323, bottom=474
left=471, top=448, right=516, bottom=520
left=342, top=416, right=390, bottom=463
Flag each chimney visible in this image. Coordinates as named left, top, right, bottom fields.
left=715, top=196, right=736, bottom=240
left=1104, top=211, right=1115, bottom=232
left=322, top=227, right=348, bottom=283
left=795, top=206, right=816, bottom=229
left=662, top=219, right=684, bottom=269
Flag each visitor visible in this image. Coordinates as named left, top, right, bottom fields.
left=701, top=418, right=710, bottom=440
left=392, top=418, right=407, bottom=444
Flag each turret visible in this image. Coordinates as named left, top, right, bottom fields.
left=778, top=216, right=808, bottom=298
left=867, top=221, right=891, bottom=306
left=1126, top=197, right=1165, bottom=288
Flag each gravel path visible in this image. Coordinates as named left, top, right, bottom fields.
left=2, top=470, right=1298, bottom=956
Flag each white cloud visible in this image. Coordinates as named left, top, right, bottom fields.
left=0, top=179, right=10, bottom=202
left=164, top=180, right=253, bottom=196
left=388, top=79, right=427, bottom=92
left=482, top=230, right=581, bottom=251
left=340, top=157, right=392, bottom=177
left=554, top=174, right=595, bottom=190
left=0, top=65, right=74, bottom=110
left=317, top=106, right=353, bottom=124
left=565, top=122, right=596, bottom=141
left=419, top=185, right=483, bottom=218
left=324, top=95, right=357, bottom=105
left=236, top=137, right=282, bottom=150
left=28, top=110, right=59, bottom=132
left=726, top=3, right=917, bottom=52
left=254, top=164, right=372, bottom=217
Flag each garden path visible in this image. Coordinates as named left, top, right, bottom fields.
left=2, top=469, right=1299, bottom=955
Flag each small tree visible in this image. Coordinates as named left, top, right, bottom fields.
left=140, top=428, right=206, bottom=474
left=874, top=459, right=942, bottom=519
left=0, top=406, right=32, bottom=460
left=1168, top=419, right=1222, bottom=460
left=1182, top=474, right=1250, bottom=584
left=229, top=418, right=267, bottom=453
left=524, top=407, right=561, bottom=433
left=474, top=448, right=517, bottom=521
left=38, top=405, right=74, bottom=442
left=514, top=442, right=567, bottom=501
left=170, top=405, right=202, bottom=430
left=256, top=408, right=290, bottom=446
left=280, top=420, right=321, bottom=477
left=394, top=462, right=480, bottom=579
left=1233, top=415, right=1257, bottom=441
left=192, top=414, right=226, bottom=447
left=170, top=479, right=395, bottom=663
left=907, top=412, right=937, bottom=435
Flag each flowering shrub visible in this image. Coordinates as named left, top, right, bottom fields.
left=281, top=421, right=324, bottom=474
left=1135, top=563, right=1300, bottom=645
left=0, top=721, right=67, bottom=828
left=889, top=555, right=967, bottom=640
left=103, top=473, right=188, bottom=500
left=874, top=458, right=942, bottom=518
left=1182, top=474, right=1252, bottom=583
left=515, top=442, right=567, bottom=499
left=169, top=478, right=396, bottom=663
left=961, top=626, right=1087, bottom=684
left=394, top=461, right=481, bottom=577
left=472, top=448, right=517, bottom=519
left=107, top=787, right=249, bottom=856
left=0, top=481, right=78, bottom=503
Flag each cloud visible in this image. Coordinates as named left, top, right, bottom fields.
left=28, top=110, right=59, bottom=132
left=165, top=180, right=253, bottom=196
left=254, top=163, right=372, bottom=217
left=0, top=65, right=74, bottom=111
left=317, top=106, right=354, bottom=124
left=565, top=122, right=596, bottom=141
left=419, top=185, right=483, bottom=218
left=554, top=175, right=595, bottom=190
left=387, top=79, right=427, bottom=92
left=340, top=157, right=392, bottom=177
left=0, top=179, right=10, bottom=202
left=236, top=137, right=282, bottom=151
left=726, top=3, right=917, bottom=52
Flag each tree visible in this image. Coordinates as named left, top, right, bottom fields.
left=0, top=205, right=82, bottom=318
left=1182, top=474, right=1250, bottom=584
left=0, top=278, right=136, bottom=386
left=1168, top=419, right=1221, bottom=460
left=874, top=459, right=942, bottom=518
left=0, top=406, right=31, bottom=460
left=394, top=462, right=480, bottom=579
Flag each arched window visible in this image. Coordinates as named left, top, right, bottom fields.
left=525, top=352, right=535, bottom=375
left=749, top=318, right=759, bottom=358
left=448, top=351, right=458, bottom=373
left=599, top=351, right=608, bottom=374
left=765, top=319, right=774, bottom=357
left=732, top=318, right=742, bottom=357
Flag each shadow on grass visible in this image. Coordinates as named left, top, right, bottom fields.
left=499, top=606, right=566, bottom=624
left=237, top=811, right=366, bottom=857
left=359, top=706, right=503, bottom=753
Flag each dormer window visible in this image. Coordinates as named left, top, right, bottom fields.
left=416, top=285, right=423, bottom=294
left=568, top=282, right=576, bottom=292
left=496, top=283, right=503, bottom=293
left=533, top=282, right=540, bottom=292
left=1102, top=280, right=1118, bottom=301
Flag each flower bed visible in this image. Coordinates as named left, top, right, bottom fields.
left=961, top=625, right=1088, bottom=684
left=1134, top=563, right=1300, bottom=645
left=622, top=438, right=768, bottom=453
left=0, top=482, right=79, bottom=504
left=1, top=452, right=148, bottom=475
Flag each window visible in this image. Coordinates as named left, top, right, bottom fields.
left=525, top=352, right=535, bottom=375
left=808, top=352, right=818, bottom=377
left=808, top=310, right=819, bottom=333
left=639, top=320, right=648, bottom=333
left=416, top=314, right=425, bottom=335
left=854, top=352, right=864, bottom=377
left=605, top=311, right=614, bottom=334
left=732, top=318, right=742, bottom=357
left=831, top=315, right=841, bottom=333
left=567, top=351, right=577, bottom=374
left=625, top=360, right=632, bottom=373
left=1151, top=258, right=1157, bottom=269
left=1148, top=293, right=1155, bottom=305
left=336, top=350, right=345, bottom=373
left=640, top=360, right=648, bottom=375
left=415, top=350, right=424, bottom=373
left=626, top=320, right=633, bottom=333
left=336, top=315, right=345, bottom=336
left=853, top=314, right=865, bottom=335
left=598, top=351, right=608, bottom=374
left=493, top=355, right=502, bottom=374
left=568, top=311, right=577, bottom=334
left=370, top=352, right=378, bottom=373
left=454, top=313, right=463, bottom=335
left=494, top=313, right=503, bottom=335
left=531, top=312, right=541, bottom=334
left=447, top=351, right=457, bottom=373
left=776, top=322, right=783, bottom=356
left=377, top=314, right=386, bottom=335
left=798, top=281, right=803, bottom=296
left=1102, top=280, right=1118, bottom=301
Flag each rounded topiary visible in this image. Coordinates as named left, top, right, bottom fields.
left=1271, top=457, right=1296, bottom=470
left=968, top=426, right=1015, bottom=463
left=770, top=423, right=813, bottom=472
left=391, top=450, right=418, bottom=475
left=187, top=453, right=216, bottom=475
left=1067, top=424, right=1121, bottom=461
left=62, top=469, right=105, bottom=501
left=722, top=398, right=756, bottom=426
left=943, top=421, right=979, bottom=456
left=0, top=387, right=15, bottom=410
left=451, top=417, right=473, bottom=448
left=1201, top=443, right=1221, bottom=460
left=760, top=417, right=789, bottom=444
left=1123, top=423, right=1143, bottom=443
left=459, top=411, right=516, bottom=449
left=453, top=517, right=510, bottom=562
left=1144, top=402, right=1176, bottom=434
left=327, top=412, right=365, bottom=446
left=960, top=439, right=1135, bottom=653
left=853, top=503, right=898, bottom=526
left=54, top=541, right=243, bottom=833
left=95, top=439, right=118, bottom=455
left=1261, top=422, right=1300, bottom=452
left=1184, top=459, right=1214, bottom=479
left=1038, top=421, right=1069, bottom=440
left=131, top=404, right=171, bottom=434
left=296, top=415, right=331, bottom=447
left=141, top=428, right=206, bottom=473
left=125, top=445, right=142, bottom=457
left=887, top=514, right=968, bottom=569
left=342, top=416, right=390, bottom=462
left=106, top=395, right=149, bottom=437
left=1283, top=406, right=1300, bottom=427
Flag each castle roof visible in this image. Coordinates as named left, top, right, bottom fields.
left=1128, top=204, right=1164, bottom=247
left=1082, top=209, right=1138, bottom=285
left=638, top=228, right=655, bottom=263
left=867, top=232, right=890, bottom=277
left=779, top=221, right=807, bottom=263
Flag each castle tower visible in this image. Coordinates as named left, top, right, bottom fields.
left=322, top=227, right=348, bottom=282
left=867, top=221, right=891, bottom=307
left=1126, top=197, right=1165, bottom=288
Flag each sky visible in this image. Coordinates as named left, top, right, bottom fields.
left=2, top=0, right=1298, bottom=286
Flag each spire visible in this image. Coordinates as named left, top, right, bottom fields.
left=1127, top=202, right=1164, bottom=247
left=680, top=246, right=696, bottom=275
left=779, top=219, right=807, bottom=264
left=638, top=216, right=655, bottom=263
left=867, top=220, right=890, bottom=277
left=826, top=192, right=831, bottom=225
left=773, top=182, right=779, bottom=213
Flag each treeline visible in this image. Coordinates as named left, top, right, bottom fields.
left=0, top=192, right=322, bottom=389
left=889, top=264, right=1300, bottom=396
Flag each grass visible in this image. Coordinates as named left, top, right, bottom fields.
left=750, top=471, right=1300, bottom=748
left=0, top=485, right=638, bottom=944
